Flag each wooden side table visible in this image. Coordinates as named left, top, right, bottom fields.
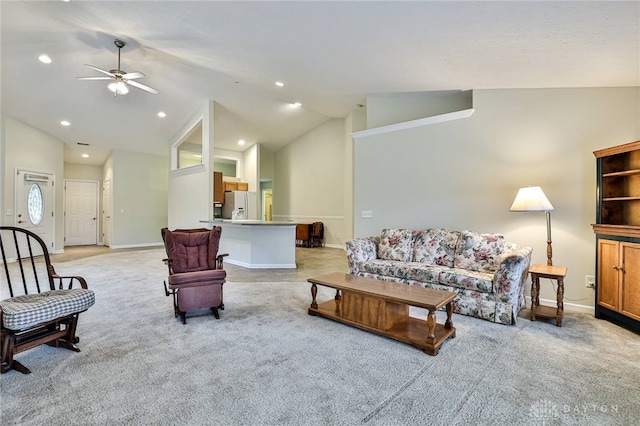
left=529, top=264, right=568, bottom=327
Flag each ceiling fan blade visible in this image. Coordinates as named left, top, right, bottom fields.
left=84, top=64, right=116, bottom=77
left=126, top=80, right=159, bottom=95
left=122, top=71, right=145, bottom=80
left=77, top=76, right=112, bottom=81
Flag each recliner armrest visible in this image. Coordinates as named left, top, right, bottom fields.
left=216, top=253, right=229, bottom=269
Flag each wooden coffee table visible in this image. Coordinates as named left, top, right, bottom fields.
left=307, top=272, right=456, bottom=355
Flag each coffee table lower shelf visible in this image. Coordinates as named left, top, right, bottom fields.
left=309, top=299, right=456, bottom=356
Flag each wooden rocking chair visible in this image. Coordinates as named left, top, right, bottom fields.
left=0, top=227, right=95, bottom=374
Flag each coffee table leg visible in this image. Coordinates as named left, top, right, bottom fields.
left=310, top=283, right=318, bottom=310
left=445, top=301, right=455, bottom=333
left=426, top=309, right=436, bottom=342
left=335, top=289, right=341, bottom=300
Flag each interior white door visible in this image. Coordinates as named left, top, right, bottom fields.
left=15, top=169, right=55, bottom=254
left=102, top=179, right=112, bottom=247
left=65, top=180, right=98, bottom=246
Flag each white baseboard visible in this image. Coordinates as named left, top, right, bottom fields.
left=323, top=243, right=346, bottom=250
left=224, top=258, right=296, bottom=269
left=525, top=296, right=594, bottom=314
left=109, top=242, right=164, bottom=249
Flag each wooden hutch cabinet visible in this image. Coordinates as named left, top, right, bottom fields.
left=592, top=140, right=640, bottom=333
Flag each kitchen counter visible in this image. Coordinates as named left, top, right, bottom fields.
left=200, top=220, right=297, bottom=269
left=207, top=219, right=297, bottom=226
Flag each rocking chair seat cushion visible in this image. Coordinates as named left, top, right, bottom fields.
left=0, top=289, right=95, bottom=331
left=167, top=269, right=226, bottom=288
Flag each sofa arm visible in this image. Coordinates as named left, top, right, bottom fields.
left=345, top=237, right=378, bottom=274
left=492, top=246, right=533, bottom=300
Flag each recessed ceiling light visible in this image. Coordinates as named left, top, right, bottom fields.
left=60, top=120, right=70, bottom=126
left=292, top=102, right=301, bottom=108
left=238, top=139, right=245, bottom=146
left=38, top=55, right=52, bottom=64
left=82, top=154, right=89, bottom=158
left=275, top=81, right=284, bottom=87
left=158, top=111, right=166, bottom=118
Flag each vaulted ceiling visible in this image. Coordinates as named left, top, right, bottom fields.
left=2, top=1, right=638, bottom=166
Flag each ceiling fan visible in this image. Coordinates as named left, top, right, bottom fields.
left=77, top=39, right=158, bottom=96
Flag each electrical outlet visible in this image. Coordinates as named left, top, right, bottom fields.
left=585, top=275, right=595, bottom=288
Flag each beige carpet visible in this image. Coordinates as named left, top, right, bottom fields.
left=1, top=249, right=639, bottom=425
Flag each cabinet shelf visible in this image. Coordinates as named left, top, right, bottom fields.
left=602, top=169, right=640, bottom=178
left=603, top=196, right=640, bottom=202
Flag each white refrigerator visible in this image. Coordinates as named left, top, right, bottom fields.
left=222, top=191, right=258, bottom=220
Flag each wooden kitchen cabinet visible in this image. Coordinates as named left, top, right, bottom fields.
left=224, top=181, right=238, bottom=192
left=214, top=172, right=224, bottom=204
left=597, top=239, right=640, bottom=321
left=223, top=181, right=248, bottom=191
left=593, top=140, right=640, bottom=333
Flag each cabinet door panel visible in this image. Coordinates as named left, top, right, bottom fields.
left=214, top=172, right=224, bottom=204
left=597, top=239, right=619, bottom=311
left=621, top=242, right=640, bottom=320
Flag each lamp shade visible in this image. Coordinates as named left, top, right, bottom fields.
left=509, top=186, right=554, bottom=212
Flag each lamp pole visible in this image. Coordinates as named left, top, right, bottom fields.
left=546, top=210, right=552, bottom=266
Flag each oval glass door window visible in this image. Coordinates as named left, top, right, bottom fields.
left=28, top=183, right=44, bottom=225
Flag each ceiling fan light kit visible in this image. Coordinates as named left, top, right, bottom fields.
left=77, top=39, right=158, bottom=97
left=108, top=81, right=129, bottom=96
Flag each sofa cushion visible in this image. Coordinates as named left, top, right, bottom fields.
left=412, top=229, right=460, bottom=267
left=404, top=263, right=447, bottom=283
left=378, top=228, right=415, bottom=262
left=454, top=230, right=505, bottom=272
left=360, top=260, right=445, bottom=284
left=361, top=259, right=407, bottom=278
left=440, top=268, right=494, bottom=293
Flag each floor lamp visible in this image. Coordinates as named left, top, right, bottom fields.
left=510, top=186, right=555, bottom=266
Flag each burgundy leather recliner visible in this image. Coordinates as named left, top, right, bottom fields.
left=161, top=227, right=227, bottom=324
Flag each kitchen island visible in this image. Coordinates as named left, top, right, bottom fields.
left=200, top=220, right=297, bottom=269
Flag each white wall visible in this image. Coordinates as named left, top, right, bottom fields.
left=214, top=148, right=244, bottom=178
left=168, top=101, right=214, bottom=229
left=354, top=87, right=640, bottom=310
left=0, top=114, right=5, bottom=226
left=2, top=115, right=65, bottom=251
left=367, top=90, right=473, bottom=128
left=243, top=143, right=260, bottom=219
left=260, top=146, right=274, bottom=181
left=109, top=150, right=168, bottom=248
left=273, top=118, right=352, bottom=247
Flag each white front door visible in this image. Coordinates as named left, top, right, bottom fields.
left=15, top=169, right=55, bottom=254
left=65, top=180, right=98, bottom=246
left=102, top=179, right=112, bottom=247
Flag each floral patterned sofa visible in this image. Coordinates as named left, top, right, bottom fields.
left=345, top=228, right=532, bottom=325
